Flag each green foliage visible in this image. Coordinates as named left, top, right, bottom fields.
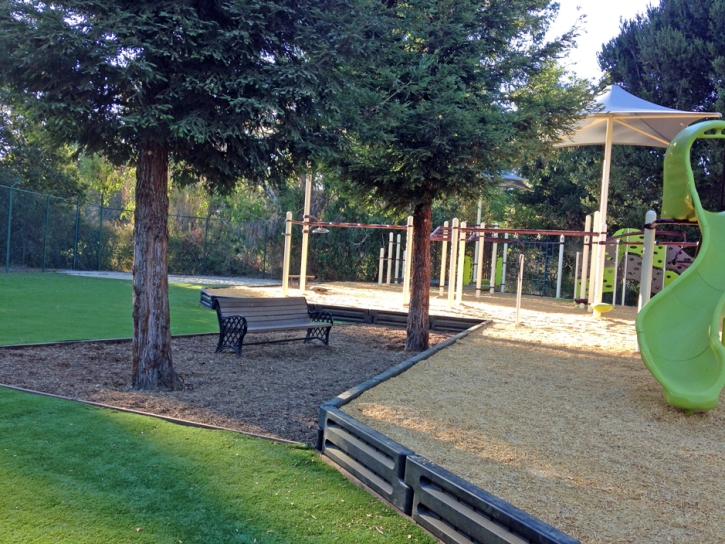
left=0, top=274, right=218, bottom=345
left=0, top=100, right=82, bottom=197
left=598, top=0, right=725, bottom=215
left=0, top=388, right=434, bottom=543
left=0, top=0, right=373, bottom=190
left=333, top=0, right=592, bottom=212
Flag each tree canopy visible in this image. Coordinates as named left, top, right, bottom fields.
left=0, top=0, right=375, bottom=388
left=332, top=0, right=591, bottom=349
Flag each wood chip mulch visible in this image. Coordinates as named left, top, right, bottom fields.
left=0, top=325, right=450, bottom=445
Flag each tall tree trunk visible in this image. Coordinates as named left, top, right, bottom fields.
left=406, top=200, right=432, bottom=351
left=131, top=141, right=180, bottom=390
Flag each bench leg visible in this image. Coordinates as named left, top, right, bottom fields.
left=305, top=325, right=331, bottom=345
left=216, top=315, right=247, bottom=357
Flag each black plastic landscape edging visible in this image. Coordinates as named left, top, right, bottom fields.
left=0, top=332, right=218, bottom=351
left=318, top=321, right=581, bottom=544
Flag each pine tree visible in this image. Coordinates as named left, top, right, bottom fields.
left=0, top=0, right=368, bottom=388
left=335, top=0, right=590, bottom=350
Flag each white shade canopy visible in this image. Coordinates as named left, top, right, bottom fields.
left=556, top=85, right=721, bottom=314
left=557, top=85, right=720, bottom=148
left=499, top=173, right=531, bottom=191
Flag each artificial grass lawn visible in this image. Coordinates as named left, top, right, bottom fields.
left=0, top=387, right=434, bottom=543
left=0, top=273, right=218, bottom=345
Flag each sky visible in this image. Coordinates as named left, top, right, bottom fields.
left=546, top=0, right=656, bottom=82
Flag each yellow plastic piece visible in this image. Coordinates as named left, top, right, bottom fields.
left=636, top=120, right=725, bottom=411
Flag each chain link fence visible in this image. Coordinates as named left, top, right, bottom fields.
left=0, top=183, right=284, bottom=278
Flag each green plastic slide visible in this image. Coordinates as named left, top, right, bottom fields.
left=636, top=120, right=725, bottom=411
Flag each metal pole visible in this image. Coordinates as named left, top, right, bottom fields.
left=402, top=216, right=413, bottom=305
left=72, top=198, right=80, bottom=271
left=42, top=193, right=51, bottom=272
left=5, top=181, right=19, bottom=273
left=579, top=214, right=591, bottom=308
left=573, top=251, right=580, bottom=302
left=262, top=224, right=267, bottom=279
left=556, top=234, right=565, bottom=299
left=475, top=223, right=485, bottom=297
left=594, top=220, right=608, bottom=308
left=97, top=197, right=104, bottom=271
left=612, top=240, right=620, bottom=307
left=473, top=198, right=482, bottom=281
left=621, top=243, right=629, bottom=306
left=587, top=211, right=600, bottom=311
left=282, top=211, right=292, bottom=297
left=395, top=233, right=401, bottom=284
left=201, top=214, right=210, bottom=274
left=593, top=116, right=614, bottom=308
left=386, top=232, right=393, bottom=284
left=378, top=247, right=385, bottom=285
left=455, top=221, right=467, bottom=307
left=447, top=218, right=459, bottom=308
left=299, top=171, right=312, bottom=294
left=489, top=224, right=498, bottom=294
left=439, top=220, right=448, bottom=296
left=516, top=254, right=525, bottom=325
left=638, top=210, right=657, bottom=312
left=500, top=233, right=509, bottom=293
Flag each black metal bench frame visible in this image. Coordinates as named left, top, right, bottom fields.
left=213, top=298, right=333, bottom=356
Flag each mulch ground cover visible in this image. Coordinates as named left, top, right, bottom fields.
left=0, top=324, right=449, bottom=445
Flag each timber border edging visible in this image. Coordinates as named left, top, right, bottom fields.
left=318, top=320, right=581, bottom=544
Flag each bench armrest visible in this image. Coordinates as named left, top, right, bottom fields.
left=308, top=309, right=334, bottom=325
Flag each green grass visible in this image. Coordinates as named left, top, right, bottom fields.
left=0, top=387, right=433, bottom=543
left=0, top=273, right=218, bottom=345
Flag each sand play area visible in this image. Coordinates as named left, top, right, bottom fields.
left=213, top=281, right=725, bottom=544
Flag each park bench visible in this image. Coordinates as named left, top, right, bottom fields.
left=211, top=296, right=333, bottom=356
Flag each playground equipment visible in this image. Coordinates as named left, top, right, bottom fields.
left=636, top=120, right=725, bottom=411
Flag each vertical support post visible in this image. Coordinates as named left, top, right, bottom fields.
left=42, top=194, right=51, bottom=272
left=402, top=216, right=413, bottom=305
left=455, top=221, right=466, bottom=306
left=282, top=211, right=292, bottom=297
left=621, top=243, right=629, bottom=306
left=489, top=224, right=498, bottom=294
left=556, top=234, right=565, bottom=299
left=516, top=254, right=525, bottom=325
left=5, top=182, right=19, bottom=273
left=261, top=224, right=268, bottom=279
left=97, top=197, right=104, bottom=271
left=639, top=210, right=657, bottom=312
left=612, top=240, right=620, bottom=307
left=299, top=170, right=312, bottom=294
left=573, top=252, right=580, bottom=302
left=579, top=214, right=591, bottom=308
left=395, top=233, right=401, bottom=284
left=447, top=218, right=459, bottom=308
left=475, top=224, right=485, bottom=297
left=594, top=220, right=608, bottom=307
left=587, top=211, right=600, bottom=311
left=72, top=198, right=80, bottom=271
left=378, top=248, right=385, bottom=285
left=439, top=220, right=448, bottom=296
left=500, top=233, right=509, bottom=293
left=473, top=198, right=482, bottom=281
left=386, top=232, right=393, bottom=284
left=201, top=213, right=210, bottom=274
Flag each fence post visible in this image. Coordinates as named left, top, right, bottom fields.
left=201, top=214, right=211, bottom=274
left=282, top=211, right=292, bottom=297
left=262, top=224, right=268, bottom=279
left=638, top=210, right=657, bottom=312
left=5, top=181, right=19, bottom=273
left=489, top=224, right=498, bottom=294
left=556, top=234, right=565, bottom=298
left=97, top=197, right=104, bottom=271
left=455, top=221, right=467, bottom=307
left=42, top=193, right=51, bottom=272
left=72, top=198, right=80, bottom=270
left=447, top=218, right=459, bottom=308
left=402, top=216, right=413, bottom=305
left=439, top=221, right=448, bottom=296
